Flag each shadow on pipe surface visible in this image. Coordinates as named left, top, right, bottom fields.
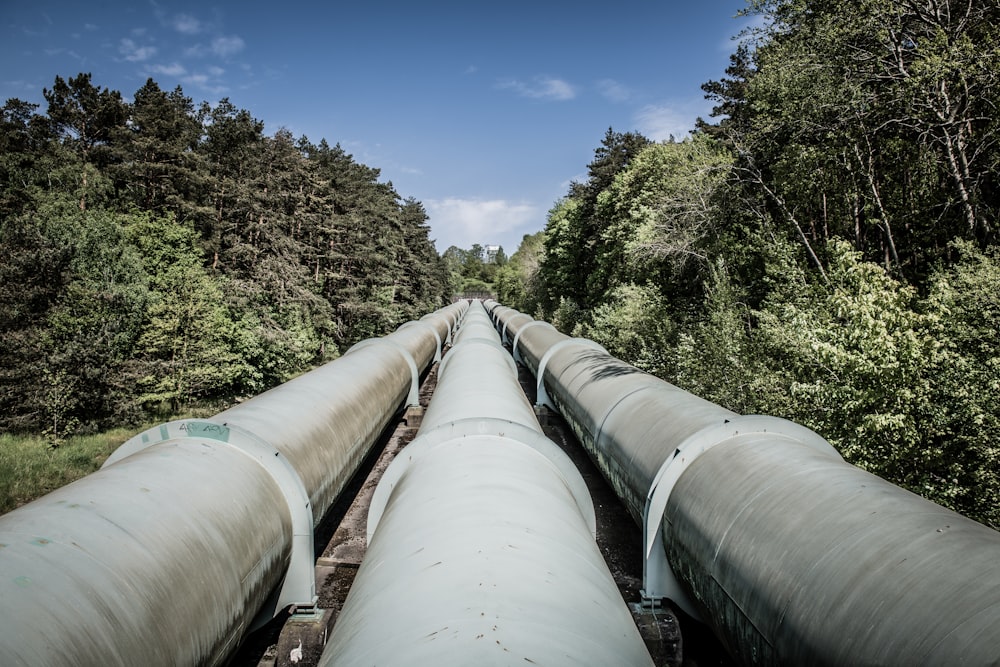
left=0, top=301, right=467, bottom=667
left=485, top=299, right=1000, bottom=666
left=319, top=301, right=654, bottom=666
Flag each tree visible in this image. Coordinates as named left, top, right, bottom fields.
left=0, top=72, right=449, bottom=432
left=921, top=241, right=1000, bottom=525
left=0, top=212, right=73, bottom=433
left=0, top=99, right=53, bottom=216
left=397, top=197, right=450, bottom=313
left=594, top=135, right=734, bottom=304
left=0, top=207, right=149, bottom=436
left=538, top=129, right=651, bottom=313
left=127, top=213, right=254, bottom=410
left=706, top=0, right=1000, bottom=280
left=42, top=73, right=127, bottom=210
left=120, top=79, right=210, bottom=225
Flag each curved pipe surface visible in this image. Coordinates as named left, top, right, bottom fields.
left=0, top=301, right=467, bottom=666
left=490, top=301, right=1000, bottom=665
left=321, top=301, right=652, bottom=666
left=0, top=442, right=290, bottom=666
left=665, top=435, right=1000, bottom=665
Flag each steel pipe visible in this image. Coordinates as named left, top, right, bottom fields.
left=0, top=301, right=466, bottom=666
left=665, top=435, right=1000, bottom=665
left=488, top=301, right=1000, bottom=665
left=320, top=301, right=653, bottom=666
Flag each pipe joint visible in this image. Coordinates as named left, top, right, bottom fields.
left=366, top=417, right=596, bottom=541
left=399, top=320, right=443, bottom=362
left=535, top=338, right=608, bottom=410
left=346, top=337, right=421, bottom=406
left=105, top=418, right=318, bottom=622
left=511, top=321, right=557, bottom=365
left=640, top=415, right=839, bottom=617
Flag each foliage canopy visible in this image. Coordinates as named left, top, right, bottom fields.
left=0, top=75, right=450, bottom=437
left=503, top=0, right=1000, bottom=527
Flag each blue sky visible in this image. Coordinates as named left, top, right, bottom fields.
left=2, top=1, right=753, bottom=255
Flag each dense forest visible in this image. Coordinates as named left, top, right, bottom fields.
left=443, top=243, right=509, bottom=295
left=0, top=74, right=452, bottom=440
left=496, top=0, right=1000, bottom=527
left=4, top=0, right=999, bottom=529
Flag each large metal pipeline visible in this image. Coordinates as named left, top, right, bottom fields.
left=486, top=300, right=1000, bottom=666
left=0, top=301, right=467, bottom=666
left=320, top=300, right=653, bottom=666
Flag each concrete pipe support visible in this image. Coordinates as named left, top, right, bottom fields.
left=489, top=301, right=1000, bottom=665
left=320, top=301, right=653, bottom=666
left=0, top=301, right=467, bottom=666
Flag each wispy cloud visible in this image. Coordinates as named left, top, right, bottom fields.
left=498, top=76, right=576, bottom=101
left=597, top=78, right=631, bottom=103
left=120, top=38, right=156, bottom=62
left=172, top=14, right=202, bottom=35
left=211, top=35, right=245, bottom=57
left=43, top=47, right=84, bottom=62
left=425, top=198, right=540, bottom=250
left=634, top=102, right=711, bottom=141
left=180, top=35, right=245, bottom=60
left=146, top=62, right=230, bottom=95
left=149, top=62, right=186, bottom=77
left=18, top=23, right=47, bottom=38
left=185, top=73, right=228, bottom=94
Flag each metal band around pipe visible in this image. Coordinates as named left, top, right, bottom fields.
left=639, top=415, right=839, bottom=616
left=104, top=418, right=318, bottom=618
left=500, top=312, right=533, bottom=345
left=438, top=338, right=518, bottom=379
left=534, top=338, right=608, bottom=410
left=346, top=337, right=421, bottom=406
left=399, top=320, right=443, bottom=362
left=366, top=417, right=597, bottom=541
left=511, top=320, right=556, bottom=365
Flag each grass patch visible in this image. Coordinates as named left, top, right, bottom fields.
left=0, top=405, right=234, bottom=516
left=0, top=426, right=147, bottom=515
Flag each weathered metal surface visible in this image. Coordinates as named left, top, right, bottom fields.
left=0, top=441, right=291, bottom=666
left=666, top=436, right=1000, bottom=665
left=488, top=300, right=1000, bottom=666
left=321, top=301, right=653, bottom=666
left=0, top=301, right=467, bottom=666
left=213, top=300, right=466, bottom=527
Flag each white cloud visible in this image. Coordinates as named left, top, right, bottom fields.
left=634, top=102, right=711, bottom=141
left=120, top=38, right=156, bottom=62
left=498, top=76, right=576, bottom=101
left=188, top=71, right=229, bottom=94
left=597, top=78, right=630, bottom=103
left=212, top=35, right=245, bottom=57
left=424, top=198, right=540, bottom=251
left=149, top=62, right=186, bottom=77
left=172, top=14, right=202, bottom=35
left=145, top=62, right=227, bottom=93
